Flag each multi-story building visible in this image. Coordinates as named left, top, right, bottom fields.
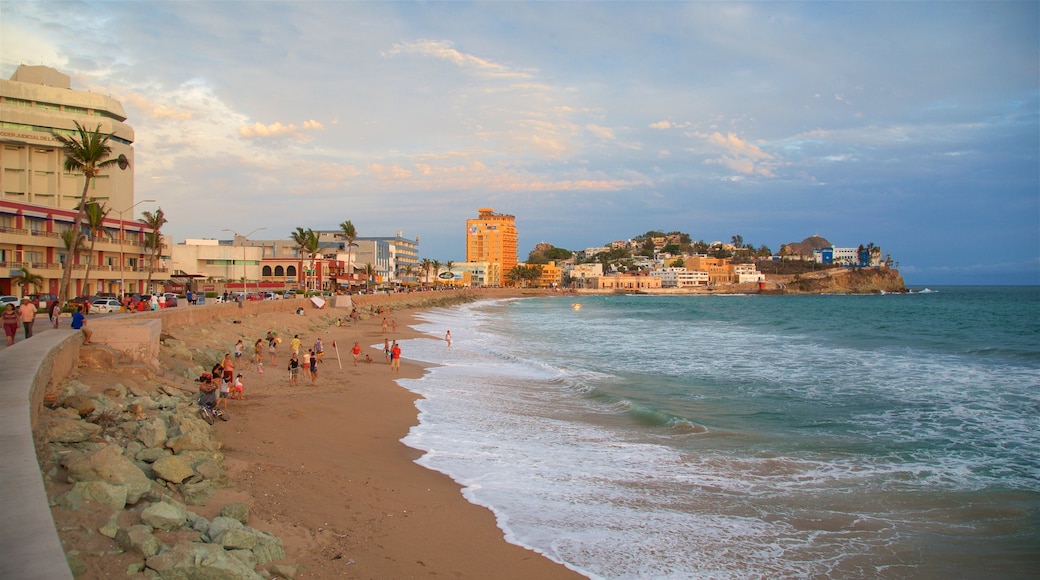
left=466, top=208, right=517, bottom=287
left=586, top=273, right=663, bottom=291
left=650, top=267, right=709, bottom=288
left=534, top=261, right=563, bottom=288
left=684, top=256, right=735, bottom=285
left=0, top=65, right=166, bottom=297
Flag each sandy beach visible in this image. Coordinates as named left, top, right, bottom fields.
left=144, top=292, right=582, bottom=578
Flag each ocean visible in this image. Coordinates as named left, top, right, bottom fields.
left=396, top=286, right=1040, bottom=579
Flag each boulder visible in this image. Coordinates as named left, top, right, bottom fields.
left=269, top=563, right=299, bottom=579
left=222, top=528, right=257, bottom=551
left=141, top=499, right=188, bottom=531
left=62, top=394, right=96, bottom=417
left=220, top=503, right=250, bottom=524
left=41, top=417, right=102, bottom=443
left=136, top=447, right=170, bottom=464
left=58, top=481, right=128, bottom=510
left=206, top=516, right=242, bottom=544
left=145, top=542, right=261, bottom=579
left=152, top=455, right=194, bottom=484
left=166, top=429, right=221, bottom=454
left=180, top=481, right=217, bottom=506
left=63, top=444, right=152, bottom=504
left=115, top=524, right=160, bottom=558
left=250, top=529, right=286, bottom=565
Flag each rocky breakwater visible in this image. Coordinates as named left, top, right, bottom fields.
left=34, top=373, right=298, bottom=579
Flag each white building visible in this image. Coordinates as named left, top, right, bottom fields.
left=649, top=267, right=709, bottom=287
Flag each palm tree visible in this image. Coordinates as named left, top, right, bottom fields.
left=60, top=229, right=87, bottom=296
left=420, top=258, right=433, bottom=288
left=54, top=121, right=123, bottom=301
left=364, top=263, right=376, bottom=288
left=82, top=200, right=110, bottom=296
left=290, top=227, right=321, bottom=292
left=139, top=208, right=168, bottom=293
left=11, top=267, right=44, bottom=298
left=404, top=264, right=414, bottom=283
left=339, top=220, right=357, bottom=290
left=444, top=260, right=455, bottom=286
left=431, top=260, right=442, bottom=286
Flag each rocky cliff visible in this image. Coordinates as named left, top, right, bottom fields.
left=773, top=267, right=907, bottom=294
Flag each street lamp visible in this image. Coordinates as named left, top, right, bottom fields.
left=222, top=227, right=266, bottom=297
left=117, top=199, right=156, bottom=298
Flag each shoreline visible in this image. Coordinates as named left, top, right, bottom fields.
left=170, top=292, right=584, bottom=578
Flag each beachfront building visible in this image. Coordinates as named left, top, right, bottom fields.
left=650, top=267, right=709, bottom=288
left=684, top=256, right=736, bottom=285
left=466, top=208, right=517, bottom=287
left=563, top=262, right=604, bottom=289
left=356, top=233, right=420, bottom=285
left=169, top=239, right=264, bottom=284
left=585, top=273, right=663, bottom=291
left=534, top=261, right=563, bottom=288
left=0, top=65, right=168, bottom=297
left=732, top=263, right=765, bottom=283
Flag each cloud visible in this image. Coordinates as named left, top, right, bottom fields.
left=586, top=124, right=616, bottom=140
left=699, top=131, right=778, bottom=177
left=385, top=39, right=533, bottom=80
left=238, top=120, right=325, bottom=140
left=650, top=120, right=672, bottom=129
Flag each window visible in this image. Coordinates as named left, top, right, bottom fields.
left=274, top=265, right=284, bottom=276
left=262, top=265, right=273, bottom=276
left=286, top=266, right=296, bottom=276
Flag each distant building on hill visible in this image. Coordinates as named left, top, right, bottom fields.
left=466, top=208, right=517, bottom=287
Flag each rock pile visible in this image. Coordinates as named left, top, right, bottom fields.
left=35, top=376, right=296, bottom=578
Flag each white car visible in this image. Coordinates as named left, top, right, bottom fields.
left=0, top=295, right=20, bottom=308
left=89, top=298, right=121, bottom=314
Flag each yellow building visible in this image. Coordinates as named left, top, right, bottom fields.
left=465, top=207, right=517, bottom=286
left=535, top=261, right=562, bottom=288
left=587, top=273, right=663, bottom=291
left=0, top=65, right=165, bottom=298
left=684, top=256, right=735, bottom=285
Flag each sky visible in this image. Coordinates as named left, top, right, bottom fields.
left=2, top=1, right=1037, bottom=286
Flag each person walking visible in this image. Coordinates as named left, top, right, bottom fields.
left=309, top=349, right=318, bottom=384
left=445, top=330, right=452, bottom=347
left=287, top=353, right=300, bottom=386
left=390, top=341, right=402, bottom=373
left=18, top=298, right=36, bottom=339
left=352, top=341, right=362, bottom=366
left=3, top=303, right=19, bottom=346
left=384, top=338, right=391, bottom=364
left=314, top=337, right=324, bottom=363
left=50, top=300, right=62, bottom=329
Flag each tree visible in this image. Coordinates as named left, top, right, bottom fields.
left=11, top=267, right=44, bottom=297
left=339, top=220, right=357, bottom=288
left=139, top=208, right=168, bottom=293
left=54, top=122, right=123, bottom=301
left=82, top=200, right=110, bottom=296
left=364, top=263, right=376, bottom=287
left=419, top=258, right=433, bottom=287
left=731, top=235, right=744, bottom=248
left=431, top=260, right=442, bottom=285
left=290, top=227, right=321, bottom=292
left=60, top=230, right=87, bottom=296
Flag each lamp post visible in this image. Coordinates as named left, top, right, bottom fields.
left=117, top=199, right=156, bottom=299
left=222, top=227, right=266, bottom=297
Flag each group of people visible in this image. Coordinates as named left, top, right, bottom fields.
left=3, top=298, right=92, bottom=347
left=206, top=352, right=245, bottom=410
left=286, top=333, right=323, bottom=386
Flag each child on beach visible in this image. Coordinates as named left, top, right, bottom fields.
left=235, top=339, right=244, bottom=361
left=314, top=338, right=324, bottom=363
left=232, top=373, right=245, bottom=400
left=253, top=338, right=263, bottom=365
left=301, top=350, right=311, bottom=380
left=217, top=374, right=231, bottom=410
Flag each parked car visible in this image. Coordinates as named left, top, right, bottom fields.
left=283, top=290, right=297, bottom=298
left=163, top=293, right=178, bottom=307
left=260, top=291, right=281, bottom=300
left=70, top=296, right=97, bottom=309
left=0, top=295, right=20, bottom=308
left=26, top=293, right=59, bottom=311
left=89, top=298, right=121, bottom=314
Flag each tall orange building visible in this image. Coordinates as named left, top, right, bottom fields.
left=466, top=207, right=517, bottom=286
